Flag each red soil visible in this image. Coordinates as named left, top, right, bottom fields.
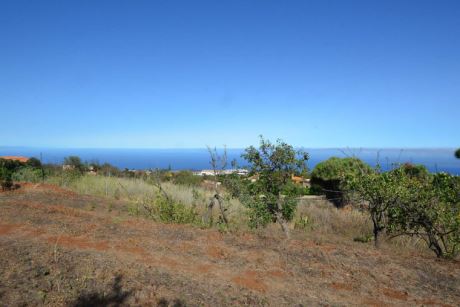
left=0, top=184, right=459, bottom=306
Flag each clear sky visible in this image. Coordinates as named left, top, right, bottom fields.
left=1, top=0, right=459, bottom=148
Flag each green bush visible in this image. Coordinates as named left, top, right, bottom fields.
left=172, top=170, right=202, bottom=186
left=311, top=157, right=372, bottom=207
left=59, top=169, right=84, bottom=186
left=12, top=167, right=43, bottom=183
left=0, top=158, right=26, bottom=190
left=142, top=192, right=199, bottom=224
left=240, top=194, right=274, bottom=229
left=391, top=163, right=430, bottom=181
left=281, top=181, right=311, bottom=197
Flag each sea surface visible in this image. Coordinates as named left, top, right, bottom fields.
left=0, top=147, right=459, bottom=175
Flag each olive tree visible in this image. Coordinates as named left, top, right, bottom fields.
left=241, top=136, right=309, bottom=239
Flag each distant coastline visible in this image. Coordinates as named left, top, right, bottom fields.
left=0, top=147, right=458, bottom=175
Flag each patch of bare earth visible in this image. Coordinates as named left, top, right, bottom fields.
left=1, top=184, right=459, bottom=306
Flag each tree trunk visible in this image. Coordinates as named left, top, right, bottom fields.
left=203, top=198, right=215, bottom=226
left=371, top=214, right=381, bottom=248
left=215, top=194, right=228, bottom=225
left=276, top=197, right=290, bottom=239
left=427, top=233, right=443, bottom=258
left=373, top=228, right=380, bottom=248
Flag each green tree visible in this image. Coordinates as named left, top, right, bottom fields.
left=387, top=172, right=460, bottom=258
left=351, top=167, right=413, bottom=248
left=455, top=148, right=460, bottom=159
left=240, top=136, right=309, bottom=238
left=311, top=157, right=372, bottom=207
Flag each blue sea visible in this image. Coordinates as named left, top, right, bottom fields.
left=0, top=147, right=459, bottom=175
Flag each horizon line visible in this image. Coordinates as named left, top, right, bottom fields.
left=0, top=145, right=457, bottom=151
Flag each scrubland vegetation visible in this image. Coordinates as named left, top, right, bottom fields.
left=1, top=142, right=460, bottom=306
left=1, top=141, right=460, bottom=259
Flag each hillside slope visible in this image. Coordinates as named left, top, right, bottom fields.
left=1, top=184, right=459, bottom=306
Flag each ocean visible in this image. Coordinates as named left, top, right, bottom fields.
left=0, top=147, right=459, bottom=175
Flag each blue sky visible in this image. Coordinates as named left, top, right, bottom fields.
left=1, top=0, right=459, bottom=148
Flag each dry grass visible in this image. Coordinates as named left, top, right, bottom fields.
left=296, top=199, right=371, bottom=238
left=47, top=175, right=246, bottom=223
left=46, top=175, right=425, bottom=252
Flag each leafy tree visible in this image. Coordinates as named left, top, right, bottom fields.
left=352, top=165, right=460, bottom=257
left=311, top=157, right=372, bottom=207
left=240, top=136, right=309, bottom=238
left=351, top=167, right=413, bottom=247
left=455, top=148, right=460, bottom=159
left=387, top=172, right=460, bottom=258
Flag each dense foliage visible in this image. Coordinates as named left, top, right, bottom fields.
left=240, top=136, right=309, bottom=238
left=311, top=157, right=372, bottom=207
left=0, top=158, right=26, bottom=190
left=352, top=165, right=460, bottom=258
left=391, top=163, right=430, bottom=180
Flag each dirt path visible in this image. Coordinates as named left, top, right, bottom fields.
left=1, top=184, right=459, bottom=306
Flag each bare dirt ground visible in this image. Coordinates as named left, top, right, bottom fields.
left=1, top=183, right=459, bottom=306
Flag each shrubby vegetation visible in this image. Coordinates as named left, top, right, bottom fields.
left=351, top=165, right=460, bottom=258
left=0, top=157, right=43, bottom=190
left=136, top=191, right=199, bottom=224
left=3, top=139, right=460, bottom=259
left=310, top=157, right=372, bottom=206
left=11, top=166, right=43, bottom=183
left=171, top=170, right=203, bottom=186
left=238, top=136, right=309, bottom=238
